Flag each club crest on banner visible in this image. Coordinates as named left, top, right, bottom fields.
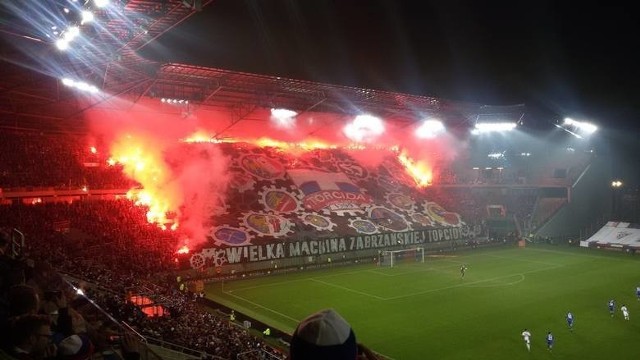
left=337, top=161, right=369, bottom=179
left=376, top=174, right=402, bottom=192
left=424, top=202, right=463, bottom=227
left=230, top=172, right=257, bottom=192
left=209, top=226, right=252, bottom=246
left=385, top=193, right=416, bottom=212
left=348, top=217, right=378, bottom=234
left=367, top=206, right=410, bottom=232
left=241, top=212, right=294, bottom=237
left=411, top=213, right=435, bottom=227
left=258, top=186, right=303, bottom=213
left=298, top=212, right=337, bottom=231
left=616, top=231, right=632, bottom=239
left=241, top=154, right=285, bottom=179
left=288, top=169, right=372, bottom=215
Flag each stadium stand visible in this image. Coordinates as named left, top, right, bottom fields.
left=1, top=127, right=557, bottom=359
left=0, top=5, right=608, bottom=357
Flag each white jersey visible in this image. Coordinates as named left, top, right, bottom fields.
left=522, top=330, right=531, bottom=343
left=622, top=305, right=629, bottom=316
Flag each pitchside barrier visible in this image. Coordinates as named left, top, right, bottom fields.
left=188, top=236, right=515, bottom=282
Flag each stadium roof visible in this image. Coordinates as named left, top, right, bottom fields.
left=0, top=1, right=497, bottom=131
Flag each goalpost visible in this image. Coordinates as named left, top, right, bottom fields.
left=378, top=247, right=425, bottom=267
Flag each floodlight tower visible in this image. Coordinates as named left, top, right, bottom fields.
left=611, top=180, right=623, bottom=220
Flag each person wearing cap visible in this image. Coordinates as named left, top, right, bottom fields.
left=57, top=334, right=95, bottom=360
left=289, top=308, right=379, bottom=360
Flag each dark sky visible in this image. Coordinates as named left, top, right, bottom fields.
left=141, top=0, right=640, bottom=132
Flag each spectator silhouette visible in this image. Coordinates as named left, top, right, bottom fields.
left=290, top=308, right=379, bottom=360
left=7, top=314, right=57, bottom=360
left=8, top=285, right=39, bottom=317
left=57, top=334, right=94, bottom=360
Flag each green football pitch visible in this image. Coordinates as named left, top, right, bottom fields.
left=204, top=245, right=640, bottom=360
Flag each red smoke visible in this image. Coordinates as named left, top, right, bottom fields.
left=85, top=98, right=467, bottom=247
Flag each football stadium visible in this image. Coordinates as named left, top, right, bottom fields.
left=1, top=2, right=639, bottom=360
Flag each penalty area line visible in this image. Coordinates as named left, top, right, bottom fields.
left=311, top=278, right=387, bottom=300
left=222, top=291, right=300, bottom=324
left=384, top=265, right=562, bottom=301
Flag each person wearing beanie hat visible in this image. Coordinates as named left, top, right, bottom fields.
left=290, top=308, right=379, bottom=360
left=57, top=334, right=94, bottom=360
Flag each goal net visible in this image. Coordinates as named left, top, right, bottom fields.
left=378, top=247, right=425, bottom=267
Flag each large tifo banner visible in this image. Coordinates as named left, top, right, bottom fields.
left=288, top=169, right=373, bottom=212
left=187, top=145, right=473, bottom=270
left=189, top=227, right=475, bottom=267
left=580, top=222, right=640, bottom=249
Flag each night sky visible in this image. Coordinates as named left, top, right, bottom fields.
left=1, top=1, right=638, bottom=184
left=138, top=0, right=640, bottom=185
left=140, top=0, right=640, bottom=132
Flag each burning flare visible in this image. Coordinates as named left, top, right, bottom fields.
left=107, top=130, right=435, bottom=231
left=397, top=150, right=433, bottom=187
left=108, top=134, right=180, bottom=228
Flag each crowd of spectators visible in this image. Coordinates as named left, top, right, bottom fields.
left=0, top=130, right=133, bottom=190
left=0, top=201, right=286, bottom=360
left=0, top=129, right=570, bottom=359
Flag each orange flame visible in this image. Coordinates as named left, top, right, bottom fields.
left=397, top=150, right=433, bottom=187
left=182, top=130, right=216, bottom=143
left=110, top=130, right=433, bottom=230
left=177, top=245, right=190, bottom=254
left=110, top=134, right=181, bottom=228
left=253, top=137, right=336, bottom=151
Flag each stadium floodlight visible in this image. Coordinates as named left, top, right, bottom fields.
left=471, top=122, right=517, bottom=135
left=343, top=114, right=385, bottom=142
left=563, top=117, right=598, bottom=135
left=55, top=39, right=70, bottom=50
left=611, top=180, right=623, bottom=188
left=61, top=78, right=99, bottom=94
left=56, top=26, right=80, bottom=50
left=161, top=98, right=189, bottom=105
left=415, top=119, right=445, bottom=139
left=94, top=0, right=110, bottom=8
left=66, top=26, right=80, bottom=39
left=271, top=108, right=297, bottom=119
left=81, top=11, right=94, bottom=24
left=270, top=108, right=298, bottom=128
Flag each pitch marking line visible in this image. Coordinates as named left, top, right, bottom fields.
left=383, top=265, right=562, bottom=301
left=310, top=278, right=387, bottom=300
left=368, top=262, right=463, bottom=277
left=464, top=273, right=526, bottom=287
left=484, top=253, right=562, bottom=267
left=226, top=289, right=398, bottom=360
left=223, top=290, right=300, bottom=324
left=226, top=277, right=310, bottom=293
left=226, top=267, right=387, bottom=293
left=226, top=267, right=377, bottom=292
left=225, top=253, right=564, bottom=300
